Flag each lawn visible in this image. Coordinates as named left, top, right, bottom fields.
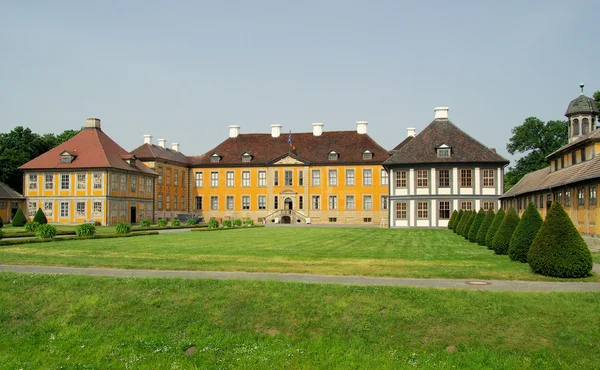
left=0, top=227, right=597, bottom=281
left=593, top=252, right=600, bottom=264
left=1, top=273, right=599, bottom=369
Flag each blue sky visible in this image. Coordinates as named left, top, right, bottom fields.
left=1, top=1, right=599, bottom=166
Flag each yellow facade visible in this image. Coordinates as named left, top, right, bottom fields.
left=141, top=161, right=190, bottom=221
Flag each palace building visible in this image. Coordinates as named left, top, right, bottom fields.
left=501, top=84, right=600, bottom=235
left=0, top=181, right=25, bottom=223
left=384, top=107, right=509, bottom=228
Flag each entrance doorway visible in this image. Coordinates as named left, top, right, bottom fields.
left=284, top=197, right=293, bottom=210
left=130, top=206, right=137, bottom=223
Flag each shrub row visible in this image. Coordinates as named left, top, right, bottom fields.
left=0, top=231, right=160, bottom=246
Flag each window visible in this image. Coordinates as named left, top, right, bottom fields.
left=328, top=151, right=338, bottom=161
left=139, top=176, right=145, bottom=193
left=417, top=170, right=428, bottom=187
left=573, top=119, right=580, bottom=136
left=226, top=196, right=234, bottom=210
left=174, top=195, right=178, bottom=211
left=45, top=174, right=53, bottom=190
left=329, top=217, right=337, bottom=223
left=329, top=170, right=337, bottom=186
left=211, top=172, right=219, bottom=187
left=76, top=201, right=85, bottom=217
left=258, top=195, right=266, bottom=210
left=157, top=166, right=163, bottom=185
left=557, top=192, right=562, bottom=204
left=396, top=202, right=407, bottom=219
left=381, top=169, right=389, bottom=185
left=590, top=186, right=597, bottom=205
left=539, top=195, right=544, bottom=209
left=242, top=153, right=252, bottom=163
left=111, top=175, right=118, bottom=191
left=439, top=201, right=450, bottom=219
left=363, top=169, right=372, bottom=186
left=195, top=172, right=203, bottom=187
left=166, top=168, right=171, bottom=186
left=396, top=170, right=407, bottom=188
left=60, top=201, right=69, bottom=217
left=578, top=188, right=585, bottom=205
left=258, top=171, right=266, bottom=186
left=571, top=154, right=575, bottom=166
left=60, top=153, right=74, bottom=164
left=274, top=196, right=279, bottom=209
left=437, top=148, right=451, bottom=157
left=417, top=201, right=428, bottom=219
left=195, top=196, right=203, bottom=210
left=346, top=169, right=355, bottom=186
left=483, top=201, right=495, bottom=211
left=299, top=170, right=304, bottom=186
left=120, top=174, right=126, bottom=192
left=346, top=195, right=355, bottom=210
left=460, top=169, right=472, bottom=187
left=284, top=170, right=293, bottom=186
left=182, top=172, right=186, bottom=188
left=226, top=171, right=234, bottom=187
left=581, top=148, right=586, bottom=162
left=166, top=194, right=171, bottom=210
left=44, top=201, right=53, bottom=217
left=120, top=201, right=126, bottom=219
left=130, top=176, right=136, bottom=192
left=438, top=169, right=450, bottom=187
left=211, top=154, right=221, bottom=162
left=91, top=201, right=101, bottom=217
left=312, top=195, right=320, bottom=210
left=274, top=170, right=279, bottom=186
left=146, top=178, right=152, bottom=194
left=362, top=151, right=373, bottom=160
left=61, top=174, right=70, bottom=190
left=583, top=118, right=590, bottom=135
left=210, top=196, right=218, bottom=210
left=381, top=195, right=388, bottom=210
left=363, top=195, right=372, bottom=210
left=158, top=194, right=163, bottom=211
left=312, top=170, right=320, bottom=186
left=242, top=196, right=250, bottom=210
left=299, top=195, right=304, bottom=210
left=242, top=171, right=250, bottom=187
left=554, top=160, right=558, bottom=171
left=28, top=201, right=37, bottom=217
left=483, top=169, right=495, bottom=187
left=460, top=201, right=473, bottom=210
left=174, top=169, right=179, bottom=187
left=328, top=195, right=337, bottom=210
left=565, top=190, right=571, bottom=206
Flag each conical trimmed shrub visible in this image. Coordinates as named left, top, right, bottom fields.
left=11, top=208, right=27, bottom=227
left=485, top=208, right=505, bottom=249
left=468, top=209, right=486, bottom=243
left=528, top=202, right=593, bottom=278
left=452, top=210, right=464, bottom=233
left=509, top=203, right=543, bottom=263
left=448, top=210, right=458, bottom=230
left=462, top=211, right=476, bottom=239
left=491, top=207, right=520, bottom=255
left=33, top=208, right=48, bottom=224
left=476, top=209, right=495, bottom=246
left=456, top=210, right=469, bottom=236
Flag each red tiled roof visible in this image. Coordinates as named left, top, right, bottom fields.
left=130, top=143, right=190, bottom=165
left=190, top=131, right=390, bottom=166
left=19, top=127, right=156, bottom=175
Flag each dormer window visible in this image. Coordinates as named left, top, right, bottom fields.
left=211, top=153, right=221, bottom=163
left=437, top=144, right=451, bottom=158
left=242, top=152, right=252, bottom=163
left=60, top=151, right=76, bottom=164
left=128, top=158, right=136, bottom=167
left=328, top=151, right=339, bottom=161
left=362, top=150, right=373, bottom=160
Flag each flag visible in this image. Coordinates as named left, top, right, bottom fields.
left=287, top=132, right=295, bottom=151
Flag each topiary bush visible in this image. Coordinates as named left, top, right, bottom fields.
left=157, top=219, right=167, bottom=227
left=171, top=219, right=181, bottom=227
left=116, top=222, right=131, bottom=234
left=461, top=211, right=475, bottom=238
left=233, top=219, right=242, bottom=227
left=491, top=207, right=520, bottom=255
left=476, top=209, right=495, bottom=246
left=11, top=208, right=27, bottom=227
left=485, top=208, right=505, bottom=249
left=452, top=210, right=464, bottom=233
left=508, top=203, right=543, bottom=263
left=24, top=221, right=40, bottom=233
left=455, top=210, right=468, bottom=235
left=244, top=219, right=254, bottom=226
left=222, top=220, right=232, bottom=228
left=0, top=216, right=3, bottom=228
left=35, top=224, right=57, bottom=239
left=448, top=210, right=458, bottom=230
left=527, top=202, right=593, bottom=278
left=140, top=219, right=152, bottom=228
left=76, top=223, right=97, bottom=237
left=208, top=219, right=219, bottom=229
left=468, top=209, right=486, bottom=243
left=33, top=208, right=48, bottom=224
left=186, top=219, right=197, bottom=226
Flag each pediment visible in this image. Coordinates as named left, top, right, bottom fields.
left=270, top=153, right=310, bottom=165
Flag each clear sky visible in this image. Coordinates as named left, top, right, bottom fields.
left=1, top=1, right=599, bottom=166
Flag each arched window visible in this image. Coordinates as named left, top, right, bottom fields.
left=572, top=119, right=580, bottom=136
left=582, top=118, right=589, bottom=135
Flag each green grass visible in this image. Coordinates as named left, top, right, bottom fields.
left=1, top=273, right=599, bottom=369
left=593, top=252, right=600, bottom=264
left=0, top=228, right=597, bottom=281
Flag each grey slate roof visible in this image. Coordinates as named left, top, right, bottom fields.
left=0, top=182, right=24, bottom=200
left=383, top=118, right=508, bottom=166
left=130, top=143, right=190, bottom=165
left=565, top=94, right=599, bottom=116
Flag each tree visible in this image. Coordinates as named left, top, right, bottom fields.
left=448, top=210, right=458, bottom=230
left=462, top=211, right=476, bottom=239
left=33, top=208, right=48, bottom=224
left=491, top=207, right=520, bottom=255
left=594, top=90, right=600, bottom=108
left=504, top=117, right=568, bottom=191
left=468, top=209, right=486, bottom=243
left=452, top=210, right=464, bottom=233
left=456, top=210, right=470, bottom=236
left=11, top=208, right=27, bottom=227
left=476, top=209, right=495, bottom=246
left=508, top=203, right=543, bottom=263
left=485, top=208, right=506, bottom=249
left=528, top=202, right=592, bottom=278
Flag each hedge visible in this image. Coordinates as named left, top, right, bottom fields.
left=461, top=211, right=476, bottom=238
left=491, top=207, right=520, bottom=255
left=468, top=209, right=486, bottom=243
left=452, top=210, right=464, bottom=233
left=0, top=231, right=160, bottom=246
left=508, top=203, right=543, bottom=263
left=448, top=210, right=458, bottom=229
left=485, top=208, right=505, bottom=249
left=455, top=210, right=468, bottom=235
left=527, top=202, right=593, bottom=278
left=476, top=209, right=495, bottom=246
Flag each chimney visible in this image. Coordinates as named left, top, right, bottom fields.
left=229, top=125, right=240, bottom=138
left=490, top=148, right=497, bottom=153
left=271, top=124, right=282, bottom=138
left=172, top=143, right=180, bottom=152
left=158, top=139, right=166, bottom=148
left=434, top=107, right=449, bottom=119
left=356, top=121, right=368, bottom=134
left=313, top=122, right=324, bottom=136
left=407, top=128, right=416, bottom=137
left=143, top=135, right=153, bottom=145
left=86, top=118, right=101, bottom=129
